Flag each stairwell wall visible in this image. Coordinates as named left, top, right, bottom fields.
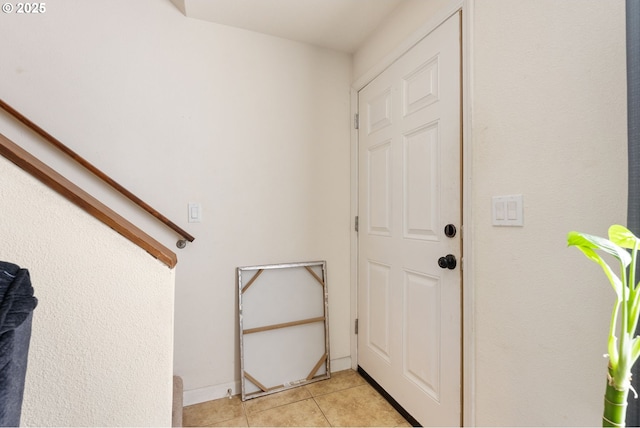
left=0, top=155, right=175, bottom=426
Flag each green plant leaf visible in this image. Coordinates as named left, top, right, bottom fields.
left=609, top=225, right=640, bottom=250
left=568, top=231, right=631, bottom=267
left=567, top=232, right=624, bottom=298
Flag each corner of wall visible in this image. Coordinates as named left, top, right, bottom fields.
left=169, top=0, right=186, bottom=15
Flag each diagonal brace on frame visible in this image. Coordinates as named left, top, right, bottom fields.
left=305, top=266, right=325, bottom=287
left=241, top=269, right=264, bottom=294
left=306, top=353, right=328, bottom=380
left=244, top=371, right=284, bottom=393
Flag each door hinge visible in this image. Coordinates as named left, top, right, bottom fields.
left=355, top=318, right=359, bottom=334
left=354, top=113, right=359, bottom=130
left=354, top=216, right=359, bottom=232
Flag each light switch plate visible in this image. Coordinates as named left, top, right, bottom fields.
left=188, top=202, right=201, bottom=223
left=492, top=195, right=523, bottom=226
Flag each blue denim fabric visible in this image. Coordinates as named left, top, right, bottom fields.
left=0, top=262, right=37, bottom=427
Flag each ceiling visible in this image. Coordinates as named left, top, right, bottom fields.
left=171, top=0, right=405, bottom=53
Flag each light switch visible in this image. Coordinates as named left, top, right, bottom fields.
left=507, top=201, right=518, bottom=220
left=495, top=200, right=506, bottom=220
left=188, top=203, right=201, bottom=223
left=492, top=195, right=523, bottom=226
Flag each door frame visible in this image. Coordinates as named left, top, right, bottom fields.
left=349, top=0, right=475, bottom=425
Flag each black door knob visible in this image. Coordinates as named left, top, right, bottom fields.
left=438, top=254, right=457, bottom=270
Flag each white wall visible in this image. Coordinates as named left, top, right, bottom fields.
left=472, top=1, right=627, bottom=425
left=0, top=0, right=353, bottom=405
left=0, top=155, right=175, bottom=426
left=352, top=0, right=450, bottom=82
left=354, top=0, right=627, bottom=425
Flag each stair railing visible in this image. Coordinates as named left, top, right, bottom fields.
left=0, top=133, right=178, bottom=268
left=0, top=98, right=195, bottom=247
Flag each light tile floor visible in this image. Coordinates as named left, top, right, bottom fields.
left=183, top=369, right=412, bottom=427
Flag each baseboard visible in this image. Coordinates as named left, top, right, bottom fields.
left=329, top=356, right=352, bottom=372
left=183, top=356, right=353, bottom=406
left=183, top=380, right=240, bottom=407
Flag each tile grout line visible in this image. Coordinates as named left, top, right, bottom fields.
left=310, top=381, right=377, bottom=428
left=311, top=394, right=333, bottom=427
left=241, top=400, right=248, bottom=427
left=306, top=385, right=333, bottom=427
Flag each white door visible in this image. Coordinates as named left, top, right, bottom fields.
left=357, top=13, right=461, bottom=427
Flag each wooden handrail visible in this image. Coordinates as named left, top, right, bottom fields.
left=0, top=133, right=177, bottom=268
left=0, top=98, right=195, bottom=243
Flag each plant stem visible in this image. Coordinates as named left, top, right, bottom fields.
left=603, top=367, right=629, bottom=427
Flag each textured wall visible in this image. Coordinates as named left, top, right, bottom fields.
left=0, top=156, right=175, bottom=426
